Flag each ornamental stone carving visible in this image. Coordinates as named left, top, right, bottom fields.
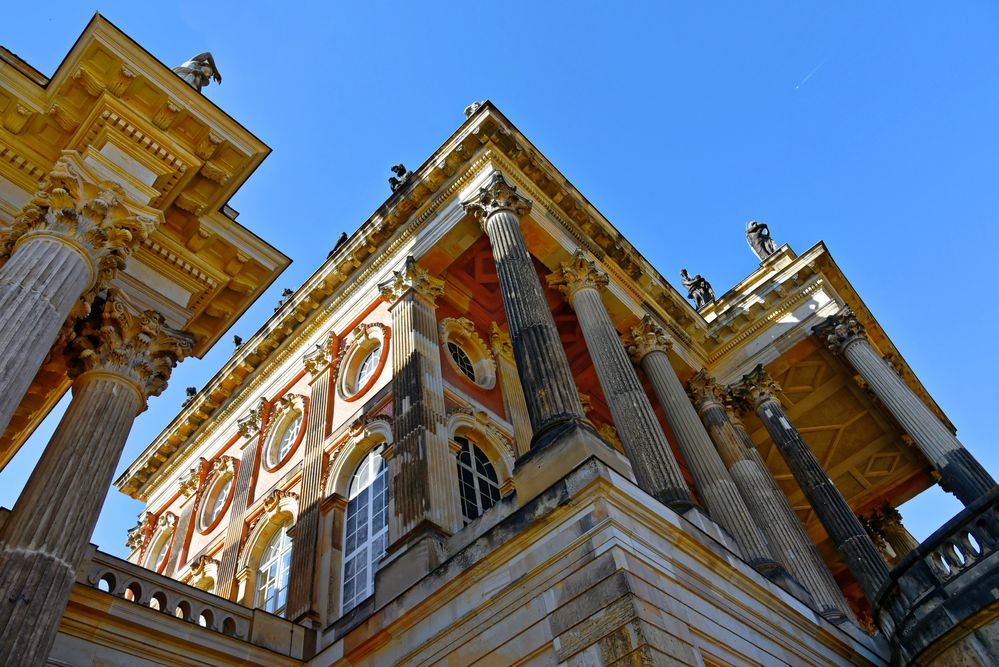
left=377, top=255, right=444, bottom=305
left=188, top=554, right=220, bottom=579
left=487, top=322, right=513, bottom=358
left=812, top=307, right=867, bottom=355
left=461, top=172, right=532, bottom=226
left=125, top=511, right=153, bottom=550
left=303, top=332, right=334, bottom=375
left=623, top=315, right=673, bottom=363
left=439, top=317, right=496, bottom=389
left=730, top=364, right=782, bottom=408
left=209, top=455, right=238, bottom=480
left=261, top=488, right=299, bottom=514
left=65, top=289, right=194, bottom=409
left=685, top=369, right=726, bottom=412
left=178, top=460, right=206, bottom=498
left=1, top=152, right=160, bottom=297
left=547, top=250, right=609, bottom=301
left=237, top=397, right=268, bottom=439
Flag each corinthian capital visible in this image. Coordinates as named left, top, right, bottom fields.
left=66, top=289, right=194, bottom=409
left=623, top=315, right=673, bottom=362
left=547, top=250, right=609, bottom=301
left=686, top=369, right=726, bottom=412
left=730, top=364, right=782, bottom=409
left=303, top=332, right=334, bottom=375
left=1, top=151, right=161, bottom=294
left=461, top=171, right=532, bottom=226
left=378, top=255, right=444, bottom=306
left=812, top=307, right=867, bottom=354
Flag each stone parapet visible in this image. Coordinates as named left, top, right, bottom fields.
left=875, top=488, right=999, bottom=666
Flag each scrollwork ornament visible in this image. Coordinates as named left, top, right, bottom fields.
left=685, top=369, right=726, bottom=412
left=730, top=364, right=782, bottom=409
left=377, top=255, right=444, bottom=305
left=623, top=315, right=673, bottom=363
left=812, top=307, right=867, bottom=355
left=547, top=250, right=609, bottom=301
left=461, top=171, right=532, bottom=227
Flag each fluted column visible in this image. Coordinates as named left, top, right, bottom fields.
left=867, top=504, right=919, bottom=562
left=165, top=462, right=207, bottom=577
left=687, top=370, right=853, bottom=622
left=216, top=398, right=268, bottom=599
left=814, top=308, right=995, bottom=505
left=287, top=335, right=333, bottom=623
left=462, top=172, right=603, bottom=451
left=732, top=365, right=890, bottom=603
left=0, top=291, right=192, bottom=666
left=489, top=323, right=533, bottom=458
left=379, top=257, right=462, bottom=547
left=545, top=254, right=696, bottom=511
left=0, top=153, right=159, bottom=442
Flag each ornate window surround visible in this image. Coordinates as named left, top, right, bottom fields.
left=261, top=394, right=308, bottom=472
left=237, top=489, right=299, bottom=609
left=144, top=512, right=178, bottom=575
left=446, top=408, right=515, bottom=499
left=439, top=318, right=496, bottom=390
left=334, top=323, right=391, bottom=402
left=197, top=456, right=238, bottom=534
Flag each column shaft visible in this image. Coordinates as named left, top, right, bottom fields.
left=489, top=324, right=533, bottom=458
left=698, top=394, right=853, bottom=621
left=216, top=434, right=262, bottom=600
left=287, top=359, right=331, bottom=621
left=0, top=237, right=91, bottom=439
left=736, top=369, right=890, bottom=603
left=0, top=373, right=141, bottom=665
left=845, top=339, right=994, bottom=504
left=165, top=490, right=198, bottom=577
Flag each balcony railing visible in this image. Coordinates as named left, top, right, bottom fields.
left=875, top=488, right=999, bottom=665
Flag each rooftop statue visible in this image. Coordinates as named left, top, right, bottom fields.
left=389, top=164, right=413, bottom=192
left=746, top=220, right=779, bottom=261
left=680, top=268, right=715, bottom=309
left=172, top=52, right=222, bottom=92
left=464, top=101, right=484, bottom=117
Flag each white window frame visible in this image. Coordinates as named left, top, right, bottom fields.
left=255, top=522, right=293, bottom=617
left=341, top=448, right=388, bottom=614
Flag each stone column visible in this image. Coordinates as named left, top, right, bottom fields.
left=814, top=308, right=995, bottom=505
left=165, top=461, right=208, bottom=577
left=0, top=153, right=159, bottom=440
left=545, top=254, right=697, bottom=511
left=488, top=323, right=533, bottom=458
left=867, top=504, right=920, bottom=562
left=287, top=335, right=333, bottom=623
left=687, top=369, right=853, bottom=623
left=611, top=313, right=777, bottom=570
left=462, top=173, right=609, bottom=455
left=378, top=256, right=462, bottom=549
left=215, top=398, right=268, bottom=599
left=732, top=365, right=890, bottom=604
left=0, top=290, right=191, bottom=666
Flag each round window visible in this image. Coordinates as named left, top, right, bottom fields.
left=447, top=342, right=476, bottom=382
left=265, top=411, right=303, bottom=470
left=354, top=344, right=381, bottom=393
left=199, top=474, right=234, bottom=532
left=438, top=318, right=496, bottom=390
left=336, top=324, right=390, bottom=402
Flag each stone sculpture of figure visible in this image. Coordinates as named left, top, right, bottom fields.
left=182, top=387, right=197, bottom=407
left=680, top=268, right=715, bottom=309
left=464, top=101, right=484, bottom=117
left=233, top=335, right=243, bottom=349
left=388, top=164, right=413, bottom=192
left=274, top=288, right=293, bottom=312
left=328, top=231, right=348, bottom=258
left=745, top=220, right=779, bottom=261
left=172, top=52, right=222, bottom=92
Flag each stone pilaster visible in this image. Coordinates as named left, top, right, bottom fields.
left=866, top=503, right=919, bottom=562
left=732, top=365, right=890, bottom=604
left=215, top=397, right=268, bottom=600
left=379, top=257, right=462, bottom=548
left=0, top=290, right=191, bottom=666
left=814, top=308, right=995, bottom=505
left=165, top=461, right=208, bottom=577
left=688, top=370, right=853, bottom=623
left=287, top=334, right=333, bottom=623
left=0, top=153, right=160, bottom=440
left=488, top=323, right=533, bottom=458
left=546, top=256, right=695, bottom=512
left=463, top=173, right=600, bottom=450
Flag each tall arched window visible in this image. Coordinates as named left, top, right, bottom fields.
left=256, top=521, right=293, bottom=616
left=455, top=436, right=501, bottom=524
left=342, top=449, right=387, bottom=614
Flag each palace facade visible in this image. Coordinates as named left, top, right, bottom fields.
left=1, top=15, right=997, bottom=667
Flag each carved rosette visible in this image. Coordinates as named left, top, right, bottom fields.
left=237, top=397, right=268, bottom=439
left=303, top=332, right=334, bottom=375
left=623, top=315, right=673, bottom=363
left=547, top=250, right=609, bottom=301
left=685, top=369, right=726, bottom=412
left=812, top=307, right=867, bottom=355
left=66, top=289, right=194, bottom=410
left=461, top=171, right=532, bottom=227
left=377, top=255, right=444, bottom=306
left=1, top=152, right=160, bottom=297
left=730, top=364, right=782, bottom=409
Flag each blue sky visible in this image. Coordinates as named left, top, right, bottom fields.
left=2, top=2, right=998, bottom=558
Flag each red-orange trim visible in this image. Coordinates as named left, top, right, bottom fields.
left=342, top=331, right=391, bottom=403
left=262, top=397, right=310, bottom=472
left=197, top=461, right=240, bottom=535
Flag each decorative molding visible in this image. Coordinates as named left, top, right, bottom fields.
left=623, top=315, right=673, bottom=363
left=377, top=255, right=444, bottom=306
left=439, top=317, right=496, bottom=390
left=547, top=249, right=609, bottom=301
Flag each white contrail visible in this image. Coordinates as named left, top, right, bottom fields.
left=795, top=58, right=829, bottom=89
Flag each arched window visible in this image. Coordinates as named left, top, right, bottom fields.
left=199, top=473, right=234, bottom=532
left=149, top=533, right=171, bottom=573
left=447, top=342, right=476, bottom=382
left=455, top=436, right=501, bottom=524
left=256, top=521, right=293, bottom=616
left=342, top=450, right=387, bottom=614
left=354, top=345, right=381, bottom=393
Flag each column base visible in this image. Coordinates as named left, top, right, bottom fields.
left=754, top=560, right=820, bottom=611
left=940, top=449, right=997, bottom=506
left=515, top=418, right=635, bottom=503
left=681, top=506, right=741, bottom=556
left=0, top=546, right=77, bottom=667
